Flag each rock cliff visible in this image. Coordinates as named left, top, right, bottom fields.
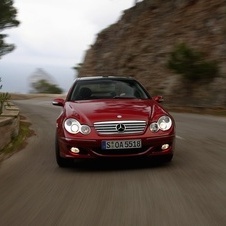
left=78, top=0, right=226, bottom=107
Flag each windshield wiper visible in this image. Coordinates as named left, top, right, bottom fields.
left=113, top=96, right=135, bottom=99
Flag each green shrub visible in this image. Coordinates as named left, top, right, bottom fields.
left=167, top=43, right=219, bottom=81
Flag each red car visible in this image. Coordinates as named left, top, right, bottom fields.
left=52, top=76, right=175, bottom=167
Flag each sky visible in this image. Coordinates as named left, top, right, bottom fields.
left=0, top=0, right=134, bottom=93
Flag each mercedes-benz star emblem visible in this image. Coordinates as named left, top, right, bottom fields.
left=116, top=124, right=126, bottom=132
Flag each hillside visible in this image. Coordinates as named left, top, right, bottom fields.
left=78, top=0, right=226, bottom=107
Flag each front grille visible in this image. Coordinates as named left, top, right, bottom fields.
left=94, top=120, right=146, bottom=135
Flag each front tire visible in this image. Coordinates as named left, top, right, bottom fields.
left=55, top=135, right=72, bottom=167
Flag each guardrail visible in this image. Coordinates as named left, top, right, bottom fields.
left=0, top=103, right=20, bottom=151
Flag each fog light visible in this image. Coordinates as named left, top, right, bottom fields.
left=161, top=144, right=169, bottom=150
left=71, top=147, right=80, bottom=153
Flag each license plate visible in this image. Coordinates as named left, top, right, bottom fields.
left=102, top=139, right=142, bottom=150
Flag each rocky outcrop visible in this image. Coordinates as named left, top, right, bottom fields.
left=79, top=0, right=226, bottom=107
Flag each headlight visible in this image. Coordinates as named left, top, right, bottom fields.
left=158, top=116, right=172, bottom=131
left=150, top=116, right=172, bottom=132
left=80, top=125, right=91, bottom=135
left=65, top=119, right=80, bottom=134
left=150, top=122, right=159, bottom=132
left=64, top=118, right=91, bottom=135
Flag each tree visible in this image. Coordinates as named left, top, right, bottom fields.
left=0, top=0, right=20, bottom=59
left=32, top=79, right=63, bottom=94
left=73, top=63, right=83, bottom=78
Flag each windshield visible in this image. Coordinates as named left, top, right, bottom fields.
left=68, top=78, right=150, bottom=101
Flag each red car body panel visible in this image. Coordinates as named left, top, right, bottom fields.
left=55, top=100, right=175, bottom=158
left=65, top=99, right=153, bottom=123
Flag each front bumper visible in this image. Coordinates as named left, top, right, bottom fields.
left=57, top=134, right=175, bottom=159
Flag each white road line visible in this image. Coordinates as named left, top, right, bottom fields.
left=176, top=135, right=185, bottom=140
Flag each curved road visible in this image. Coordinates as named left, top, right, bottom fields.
left=0, top=97, right=226, bottom=226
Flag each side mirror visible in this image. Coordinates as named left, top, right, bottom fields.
left=52, top=98, right=65, bottom=107
left=154, top=96, right=164, bottom=103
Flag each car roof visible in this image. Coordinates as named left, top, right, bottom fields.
left=75, top=76, right=134, bottom=81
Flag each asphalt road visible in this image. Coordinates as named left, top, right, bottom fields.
left=0, top=97, right=226, bottom=226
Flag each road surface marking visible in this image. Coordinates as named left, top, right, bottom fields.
left=176, top=135, right=185, bottom=140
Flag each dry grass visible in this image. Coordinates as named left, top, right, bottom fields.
left=0, top=116, right=35, bottom=164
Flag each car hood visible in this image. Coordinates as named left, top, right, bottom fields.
left=65, top=99, right=166, bottom=125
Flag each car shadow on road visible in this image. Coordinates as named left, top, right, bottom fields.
left=63, top=157, right=173, bottom=172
